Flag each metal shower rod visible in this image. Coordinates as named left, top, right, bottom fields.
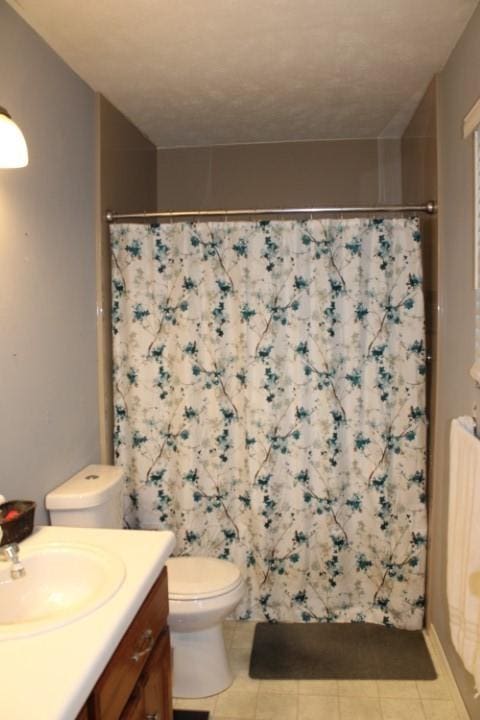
left=105, top=201, right=437, bottom=222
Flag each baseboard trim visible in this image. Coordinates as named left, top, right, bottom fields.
left=424, top=624, right=470, bottom=719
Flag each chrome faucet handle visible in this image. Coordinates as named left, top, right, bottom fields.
left=1, top=543, right=25, bottom=578
left=1, top=543, right=20, bottom=560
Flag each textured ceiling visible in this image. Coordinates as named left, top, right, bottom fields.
left=7, top=0, right=479, bottom=147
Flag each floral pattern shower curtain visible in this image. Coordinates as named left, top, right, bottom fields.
left=111, top=218, right=427, bottom=628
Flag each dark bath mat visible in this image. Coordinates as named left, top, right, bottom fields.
left=173, top=711, right=209, bottom=720
left=249, top=622, right=437, bottom=680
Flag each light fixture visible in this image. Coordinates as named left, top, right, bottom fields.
left=0, top=107, right=29, bottom=168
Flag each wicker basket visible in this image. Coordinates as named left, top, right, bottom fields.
left=0, top=500, right=36, bottom=546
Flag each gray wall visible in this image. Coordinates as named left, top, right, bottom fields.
left=0, top=0, right=98, bottom=524
left=433, top=3, right=480, bottom=717
left=157, top=139, right=402, bottom=209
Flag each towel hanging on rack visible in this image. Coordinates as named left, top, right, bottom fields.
left=447, top=416, right=480, bottom=697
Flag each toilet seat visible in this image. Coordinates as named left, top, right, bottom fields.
left=167, top=556, right=242, bottom=600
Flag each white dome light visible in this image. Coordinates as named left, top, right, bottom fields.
left=0, top=108, right=29, bottom=168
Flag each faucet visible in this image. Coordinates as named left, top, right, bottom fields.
left=0, top=541, right=25, bottom=579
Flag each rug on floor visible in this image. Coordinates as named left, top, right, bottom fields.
left=173, top=711, right=209, bottom=720
left=249, top=622, right=437, bottom=680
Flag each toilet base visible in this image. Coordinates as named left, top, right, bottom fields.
left=171, top=624, right=233, bottom=698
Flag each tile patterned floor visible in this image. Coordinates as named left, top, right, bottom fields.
left=173, top=622, right=463, bottom=720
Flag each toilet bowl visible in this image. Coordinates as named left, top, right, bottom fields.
left=167, top=556, right=245, bottom=698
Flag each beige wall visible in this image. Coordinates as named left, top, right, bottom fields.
left=401, top=78, right=438, bottom=481
left=0, top=0, right=98, bottom=524
left=402, top=77, right=438, bottom=359
left=157, top=138, right=402, bottom=210
left=433, top=4, right=480, bottom=717
left=96, top=95, right=157, bottom=462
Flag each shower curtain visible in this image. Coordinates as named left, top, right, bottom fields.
left=111, top=217, right=427, bottom=628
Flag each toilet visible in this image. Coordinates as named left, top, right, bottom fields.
left=45, top=464, right=245, bottom=698
left=167, top=555, right=245, bottom=697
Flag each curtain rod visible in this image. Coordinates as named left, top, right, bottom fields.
left=105, top=201, right=437, bottom=223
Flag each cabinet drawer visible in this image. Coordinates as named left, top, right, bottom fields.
left=91, top=567, right=169, bottom=720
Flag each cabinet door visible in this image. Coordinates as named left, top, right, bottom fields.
left=119, top=681, right=145, bottom=720
left=143, top=629, right=173, bottom=720
left=91, top=570, right=169, bottom=720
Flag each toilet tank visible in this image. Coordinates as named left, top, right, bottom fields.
left=45, top=464, right=124, bottom=529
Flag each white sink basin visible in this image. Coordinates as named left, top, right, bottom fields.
left=0, top=542, right=125, bottom=639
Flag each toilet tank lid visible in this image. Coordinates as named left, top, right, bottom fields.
left=45, top=464, right=125, bottom=510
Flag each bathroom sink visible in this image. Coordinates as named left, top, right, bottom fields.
left=0, top=542, right=125, bottom=639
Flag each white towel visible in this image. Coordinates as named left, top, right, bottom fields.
left=448, top=416, right=480, bottom=696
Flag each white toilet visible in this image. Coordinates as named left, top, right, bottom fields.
left=46, top=464, right=245, bottom=699
left=167, top=556, right=245, bottom=697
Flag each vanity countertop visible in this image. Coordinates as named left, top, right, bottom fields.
left=0, top=525, right=175, bottom=720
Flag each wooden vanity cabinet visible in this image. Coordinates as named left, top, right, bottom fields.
left=77, top=567, right=172, bottom=720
